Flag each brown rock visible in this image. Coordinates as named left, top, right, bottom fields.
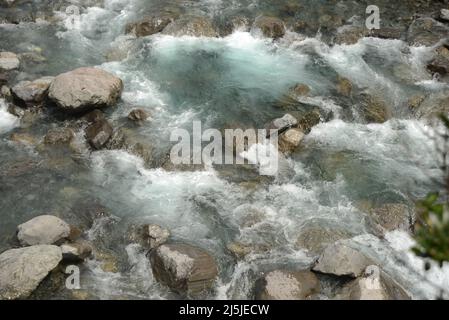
left=44, top=127, right=75, bottom=145
left=253, top=16, right=286, bottom=39
left=85, top=119, right=113, bottom=150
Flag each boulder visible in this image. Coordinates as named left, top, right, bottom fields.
left=290, top=83, right=310, bottom=97
left=44, top=127, right=75, bottom=145
left=335, top=267, right=410, bottom=300
left=296, top=227, right=350, bottom=255
left=335, top=26, right=366, bottom=45
left=83, top=109, right=106, bottom=123
left=313, top=242, right=373, bottom=277
left=278, top=128, right=304, bottom=154
left=336, top=77, right=352, bottom=97
left=10, top=132, right=38, bottom=145
left=407, top=18, right=449, bottom=46
left=106, top=127, right=153, bottom=165
left=268, top=114, right=298, bottom=133
left=440, top=9, right=449, bottom=23
left=61, top=240, right=93, bottom=262
left=128, top=108, right=150, bottom=123
left=0, top=52, right=20, bottom=71
left=427, top=44, right=449, bottom=76
left=48, top=67, right=123, bottom=114
left=85, top=119, right=113, bottom=150
left=146, top=224, right=170, bottom=249
left=17, top=215, right=71, bottom=246
left=11, top=76, right=54, bottom=106
left=255, top=270, right=320, bottom=300
left=162, top=16, right=218, bottom=37
left=370, top=203, right=414, bottom=233
left=150, top=243, right=218, bottom=296
left=253, top=16, right=285, bottom=39
left=358, top=93, right=390, bottom=123
left=0, top=245, right=62, bottom=300
left=126, top=14, right=177, bottom=37
left=297, top=110, right=321, bottom=134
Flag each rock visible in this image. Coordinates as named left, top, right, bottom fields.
left=7, top=103, right=24, bottom=117
left=253, top=16, right=286, bottom=39
left=335, top=267, right=410, bottom=300
left=0, top=72, right=7, bottom=86
left=407, top=18, right=449, bottom=46
left=0, top=245, right=62, bottom=300
left=336, top=77, right=352, bottom=97
left=146, top=224, right=170, bottom=249
left=83, top=109, right=105, bottom=123
left=296, top=227, right=350, bottom=255
left=44, top=127, right=75, bottom=145
left=313, top=242, right=372, bottom=277
left=48, top=67, right=123, bottom=114
left=226, top=242, right=253, bottom=260
left=370, top=203, right=414, bottom=233
left=408, top=95, right=425, bottom=109
left=358, top=93, right=390, bottom=123
left=11, top=76, right=54, bottom=106
left=278, top=128, right=304, bottom=154
left=106, top=128, right=153, bottom=166
left=268, top=114, right=298, bottom=133
left=61, top=240, right=93, bottom=262
left=440, top=9, right=449, bottom=22
left=150, top=243, right=218, bottom=296
left=255, top=270, right=320, bottom=300
left=18, top=52, right=46, bottom=64
left=128, top=108, right=150, bottom=123
left=427, top=44, right=449, bottom=76
left=10, top=132, right=38, bottom=145
left=1, top=85, right=12, bottom=100
left=290, top=83, right=310, bottom=97
left=0, top=52, right=20, bottom=71
left=368, top=27, right=403, bottom=40
left=335, top=26, right=366, bottom=45
left=17, top=215, right=71, bottom=246
left=297, top=110, right=321, bottom=134
left=413, top=92, right=449, bottom=119
left=85, top=119, right=113, bottom=150
left=162, top=15, right=218, bottom=37
left=126, top=14, right=176, bottom=37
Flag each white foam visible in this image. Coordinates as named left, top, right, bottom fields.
left=0, top=99, right=19, bottom=135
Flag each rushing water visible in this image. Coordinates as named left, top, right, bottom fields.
left=1, top=0, right=449, bottom=300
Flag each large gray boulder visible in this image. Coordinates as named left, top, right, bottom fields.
left=150, top=243, right=218, bottom=296
left=11, top=76, right=54, bottom=106
left=313, top=242, right=373, bottom=277
left=17, top=215, right=71, bottom=246
left=0, top=52, right=20, bottom=71
left=162, top=16, right=218, bottom=37
left=255, top=270, right=320, bottom=300
left=0, top=245, right=62, bottom=300
left=48, top=67, right=123, bottom=114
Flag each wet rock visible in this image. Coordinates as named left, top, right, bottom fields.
left=11, top=76, right=54, bottom=106
left=427, top=44, right=449, bottom=76
left=10, top=132, right=38, bottom=145
left=297, top=110, right=321, bottom=134
left=0, top=52, right=20, bottom=71
left=7, top=103, right=23, bottom=117
left=255, top=270, right=320, bottom=300
left=82, top=109, right=105, bottom=123
left=162, top=15, right=218, bottom=37
left=335, top=26, right=366, bottom=45
left=358, top=93, right=390, bottom=123
left=335, top=267, right=410, bottom=300
left=336, top=77, right=352, bottom=97
left=126, top=14, right=177, bottom=37
left=1, top=85, right=12, bottom=100
left=17, top=215, right=71, bottom=246
left=44, top=127, right=75, bottom=145
left=0, top=72, right=7, bottom=86
left=150, top=243, right=218, bottom=296
left=48, top=67, right=123, bottom=114
left=290, top=83, right=310, bottom=97
left=146, top=224, right=170, bottom=249
left=440, top=9, right=449, bottom=22
left=268, top=114, right=298, bottom=133
left=128, top=108, right=150, bottom=123
left=318, top=14, right=343, bottom=30
left=408, top=95, right=425, bottom=109
left=226, top=242, right=252, bottom=260
left=407, top=18, right=449, bottom=46
left=106, top=128, right=153, bottom=166
left=253, top=16, right=286, bottom=39
left=278, top=128, right=304, bottom=154
left=0, top=245, right=62, bottom=300
left=370, top=203, right=414, bottom=233
left=313, top=242, right=373, bottom=277
left=85, top=119, right=113, bottom=150
left=61, top=240, right=93, bottom=262
left=18, top=52, right=46, bottom=64
left=413, top=91, right=449, bottom=119
left=368, top=27, right=404, bottom=40
left=296, top=227, right=350, bottom=255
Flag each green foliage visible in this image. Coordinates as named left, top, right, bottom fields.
left=413, top=193, right=449, bottom=265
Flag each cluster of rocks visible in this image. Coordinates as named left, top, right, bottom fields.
left=0, top=215, right=92, bottom=299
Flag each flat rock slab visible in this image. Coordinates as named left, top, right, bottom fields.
left=0, top=245, right=62, bottom=300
